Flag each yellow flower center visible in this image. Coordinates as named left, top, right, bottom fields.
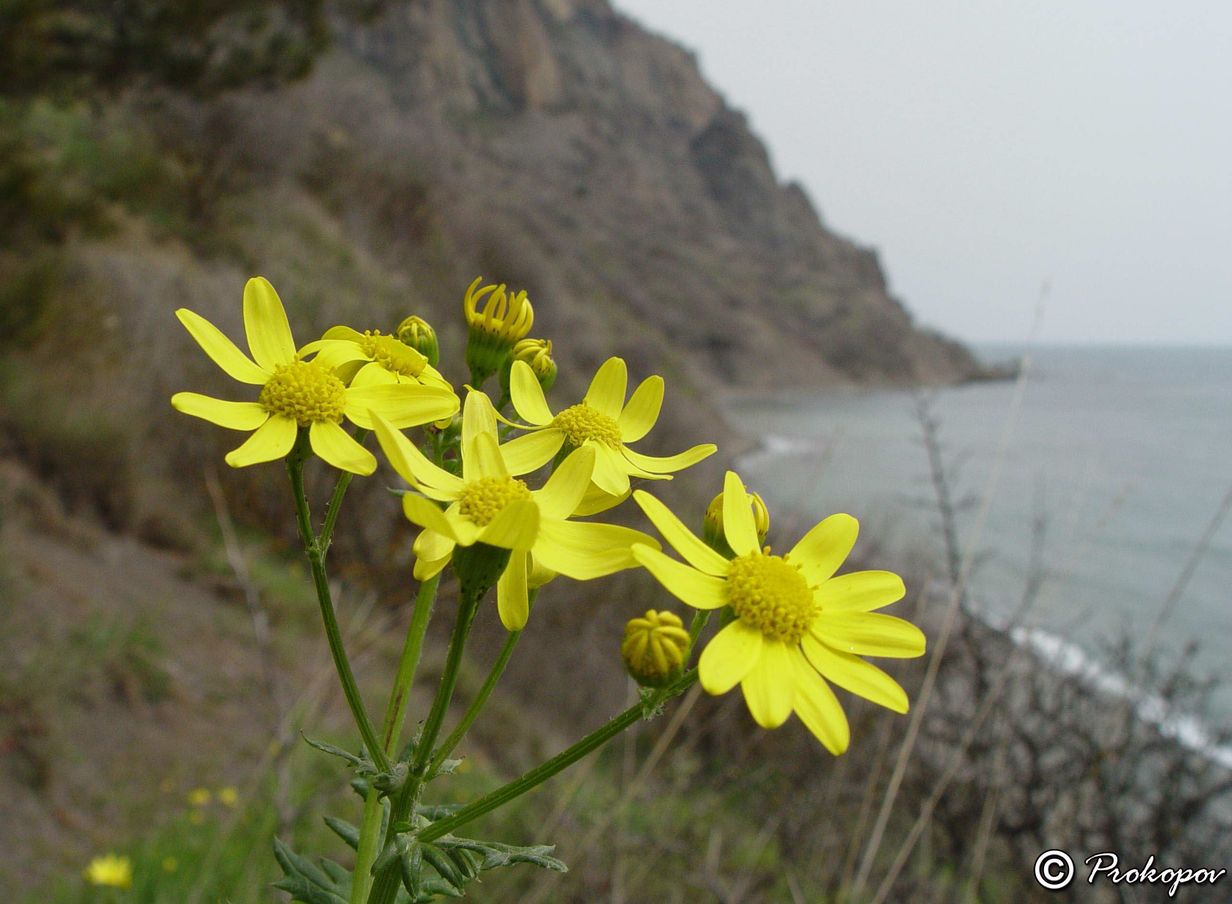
left=359, top=330, right=426, bottom=378
left=457, top=476, right=532, bottom=526
left=553, top=403, right=622, bottom=448
left=258, top=360, right=346, bottom=426
left=726, top=552, right=818, bottom=644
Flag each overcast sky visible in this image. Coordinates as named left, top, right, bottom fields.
left=615, top=1, right=1232, bottom=346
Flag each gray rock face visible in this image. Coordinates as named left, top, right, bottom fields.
left=327, top=0, right=984, bottom=389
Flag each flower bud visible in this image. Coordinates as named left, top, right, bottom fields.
left=703, top=485, right=770, bottom=557
left=621, top=609, right=690, bottom=688
left=500, top=338, right=556, bottom=395
left=463, top=277, right=534, bottom=385
left=396, top=315, right=440, bottom=367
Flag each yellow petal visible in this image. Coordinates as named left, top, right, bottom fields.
left=815, top=570, right=906, bottom=613
left=698, top=620, right=762, bottom=694
left=583, top=357, right=627, bottom=418
left=810, top=612, right=926, bottom=659
left=171, top=393, right=269, bottom=430
left=462, top=389, right=499, bottom=453
left=534, top=446, right=595, bottom=519
left=496, top=552, right=529, bottom=630
left=175, top=308, right=269, bottom=384
left=402, top=494, right=458, bottom=541
left=413, top=530, right=456, bottom=579
left=414, top=554, right=452, bottom=581
left=224, top=414, right=297, bottom=467
left=790, top=652, right=850, bottom=755
left=500, top=428, right=565, bottom=476
left=618, top=375, right=664, bottom=443
left=535, top=520, right=659, bottom=580
left=630, top=545, right=727, bottom=609
left=572, top=484, right=629, bottom=516
left=622, top=443, right=716, bottom=475
left=322, top=325, right=366, bottom=342
left=721, top=470, right=759, bottom=556
left=633, top=489, right=729, bottom=576
left=801, top=635, right=909, bottom=713
left=464, top=432, right=508, bottom=481
left=591, top=443, right=632, bottom=496
left=788, top=513, right=858, bottom=585
left=371, top=413, right=462, bottom=496
left=344, top=384, right=459, bottom=429
left=444, top=502, right=482, bottom=547
left=741, top=640, right=794, bottom=728
left=242, top=277, right=296, bottom=371
left=509, top=361, right=555, bottom=426
left=304, top=338, right=365, bottom=373
left=350, top=361, right=397, bottom=388
left=528, top=555, right=556, bottom=588
left=479, top=498, right=539, bottom=550
left=309, top=420, right=376, bottom=476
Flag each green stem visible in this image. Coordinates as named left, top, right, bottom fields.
left=367, top=589, right=482, bottom=904
left=428, top=627, right=522, bottom=776
left=319, top=427, right=369, bottom=554
left=286, top=439, right=390, bottom=775
left=350, top=573, right=440, bottom=904
left=418, top=667, right=698, bottom=844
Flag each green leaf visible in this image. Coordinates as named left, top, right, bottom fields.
left=272, top=838, right=351, bottom=904
left=436, top=836, right=568, bottom=873
left=302, top=734, right=370, bottom=770
left=415, top=803, right=463, bottom=821
left=324, top=816, right=361, bottom=850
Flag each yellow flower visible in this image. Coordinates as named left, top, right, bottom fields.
left=301, top=326, right=452, bottom=390
left=171, top=277, right=459, bottom=475
left=187, top=787, right=211, bottom=806
left=632, top=472, right=925, bottom=755
left=396, top=315, right=440, bottom=366
left=621, top=609, right=691, bottom=687
left=501, top=338, right=556, bottom=393
left=217, top=786, right=239, bottom=807
left=463, top=277, right=534, bottom=383
left=84, top=853, right=132, bottom=888
left=372, top=390, right=659, bottom=629
left=504, top=356, right=717, bottom=496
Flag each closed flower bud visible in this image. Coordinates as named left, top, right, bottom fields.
left=463, top=276, right=534, bottom=385
left=500, top=338, right=556, bottom=395
left=396, top=315, right=439, bottom=367
left=621, top=609, right=690, bottom=687
left=703, top=485, right=770, bottom=557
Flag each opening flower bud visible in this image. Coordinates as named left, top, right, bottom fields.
left=703, top=485, right=770, bottom=557
left=396, top=315, right=440, bottom=367
left=463, top=277, right=535, bottom=385
left=621, top=609, right=690, bottom=688
left=500, top=338, right=556, bottom=395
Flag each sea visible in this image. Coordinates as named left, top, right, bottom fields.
left=726, top=344, right=1232, bottom=757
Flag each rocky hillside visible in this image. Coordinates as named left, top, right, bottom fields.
left=319, top=0, right=982, bottom=389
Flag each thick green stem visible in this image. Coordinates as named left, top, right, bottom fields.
left=286, top=441, right=390, bottom=775
left=367, top=588, right=482, bottom=904
left=418, top=667, right=698, bottom=844
left=428, top=628, right=522, bottom=776
left=350, top=573, right=440, bottom=904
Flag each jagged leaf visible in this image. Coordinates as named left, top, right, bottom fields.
left=437, top=836, right=567, bottom=873
left=272, top=838, right=351, bottom=904
left=324, top=815, right=361, bottom=850
left=302, top=734, right=371, bottom=770
left=415, top=802, right=463, bottom=821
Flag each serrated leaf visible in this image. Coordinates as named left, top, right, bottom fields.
left=431, top=756, right=464, bottom=777
left=416, top=802, right=463, bottom=821
left=302, top=734, right=370, bottom=770
left=272, top=838, right=351, bottom=904
left=319, top=858, right=352, bottom=884
left=420, top=843, right=467, bottom=892
left=324, top=816, right=361, bottom=850
left=437, top=836, right=567, bottom=873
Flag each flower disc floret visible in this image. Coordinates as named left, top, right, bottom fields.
left=553, top=403, right=622, bottom=448
left=359, top=330, right=427, bottom=379
left=258, top=360, right=346, bottom=426
left=458, top=476, right=532, bottom=526
left=726, top=552, right=818, bottom=644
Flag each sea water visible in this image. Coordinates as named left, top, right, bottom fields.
left=726, top=344, right=1232, bottom=742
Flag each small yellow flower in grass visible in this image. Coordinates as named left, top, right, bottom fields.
left=85, top=853, right=132, bottom=888
left=217, top=786, right=239, bottom=807
left=187, top=787, right=211, bottom=806
left=622, top=609, right=691, bottom=687
left=301, top=326, right=451, bottom=390
left=632, top=472, right=926, bottom=755
left=504, top=356, right=717, bottom=496
left=171, top=277, right=459, bottom=475
left=162, top=856, right=179, bottom=873
left=463, top=277, right=534, bottom=383
left=372, top=390, right=660, bottom=630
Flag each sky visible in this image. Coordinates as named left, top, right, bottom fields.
left=614, top=1, right=1232, bottom=346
